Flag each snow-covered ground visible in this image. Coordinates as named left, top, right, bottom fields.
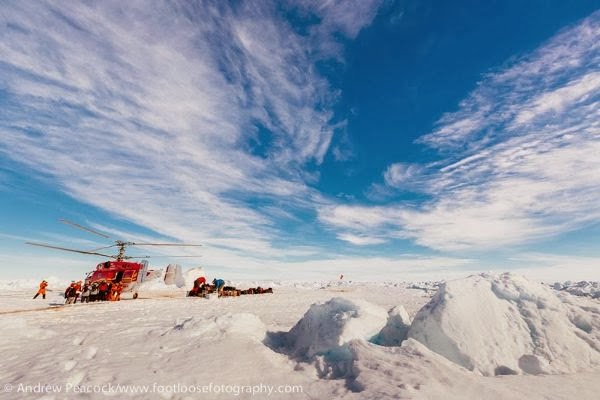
left=0, top=273, right=599, bottom=399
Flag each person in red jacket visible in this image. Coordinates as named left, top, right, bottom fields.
left=65, top=282, right=77, bottom=304
left=33, top=280, right=48, bottom=299
left=188, top=276, right=207, bottom=297
left=194, top=276, right=206, bottom=287
left=98, top=280, right=109, bottom=301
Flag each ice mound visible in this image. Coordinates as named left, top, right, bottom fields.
left=408, top=273, right=600, bottom=376
left=552, top=281, right=600, bottom=298
left=285, top=297, right=388, bottom=360
left=371, top=305, right=412, bottom=346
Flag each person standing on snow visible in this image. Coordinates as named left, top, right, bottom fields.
left=98, top=280, right=109, bottom=301
left=33, top=280, right=48, bottom=299
left=80, top=283, right=90, bottom=303
left=90, top=282, right=99, bottom=302
left=65, top=283, right=77, bottom=304
left=114, top=282, right=123, bottom=301
left=212, top=278, right=225, bottom=296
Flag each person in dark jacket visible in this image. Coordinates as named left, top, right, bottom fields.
left=65, top=283, right=77, bottom=304
left=212, top=278, right=225, bottom=296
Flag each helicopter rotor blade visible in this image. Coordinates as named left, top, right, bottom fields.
left=128, top=243, right=202, bottom=247
left=59, top=219, right=112, bottom=239
left=143, top=255, right=203, bottom=258
left=87, top=244, right=118, bottom=252
left=26, top=242, right=116, bottom=258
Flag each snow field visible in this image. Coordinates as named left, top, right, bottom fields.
left=0, top=272, right=599, bottom=399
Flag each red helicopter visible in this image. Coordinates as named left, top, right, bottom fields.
left=26, top=219, right=201, bottom=297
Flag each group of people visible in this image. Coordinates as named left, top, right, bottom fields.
left=68, top=280, right=124, bottom=303
left=33, top=279, right=124, bottom=304
left=188, top=276, right=225, bottom=297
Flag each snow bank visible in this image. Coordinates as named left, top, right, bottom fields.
left=408, top=273, right=600, bottom=376
left=284, top=297, right=388, bottom=360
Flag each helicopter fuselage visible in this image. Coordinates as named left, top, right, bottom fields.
left=85, top=260, right=148, bottom=291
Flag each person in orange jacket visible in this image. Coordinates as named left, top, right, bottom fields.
left=33, top=280, right=48, bottom=299
left=73, top=281, right=83, bottom=303
left=114, top=282, right=123, bottom=301
left=109, top=283, right=119, bottom=301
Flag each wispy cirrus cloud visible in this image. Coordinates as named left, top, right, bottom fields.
left=289, top=0, right=384, bottom=57
left=0, top=0, right=382, bottom=258
left=336, top=233, right=386, bottom=246
left=420, top=11, right=599, bottom=152
left=321, top=11, right=600, bottom=251
left=383, top=162, right=424, bottom=188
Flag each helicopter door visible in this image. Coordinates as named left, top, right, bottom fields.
left=114, top=271, right=124, bottom=283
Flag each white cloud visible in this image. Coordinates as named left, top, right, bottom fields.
left=383, top=163, right=423, bottom=188
left=507, top=253, right=600, bottom=282
left=290, top=0, right=384, bottom=58
left=318, top=204, right=397, bottom=230
left=304, top=0, right=383, bottom=39
left=0, top=1, right=382, bottom=261
left=336, top=233, right=386, bottom=246
left=323, top=11, right=600, bottom=251
left=419, top=11, right=600, bottom=151
left=514, top=71, right=600, bottom=125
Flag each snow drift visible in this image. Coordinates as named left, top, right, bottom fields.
left=407, top=273, right=600, bottom=376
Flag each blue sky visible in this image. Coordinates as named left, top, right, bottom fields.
left=1, top=1, right=599, bottom=281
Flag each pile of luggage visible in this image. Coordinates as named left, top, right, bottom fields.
left=239, top=287, right=273, bottom=295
